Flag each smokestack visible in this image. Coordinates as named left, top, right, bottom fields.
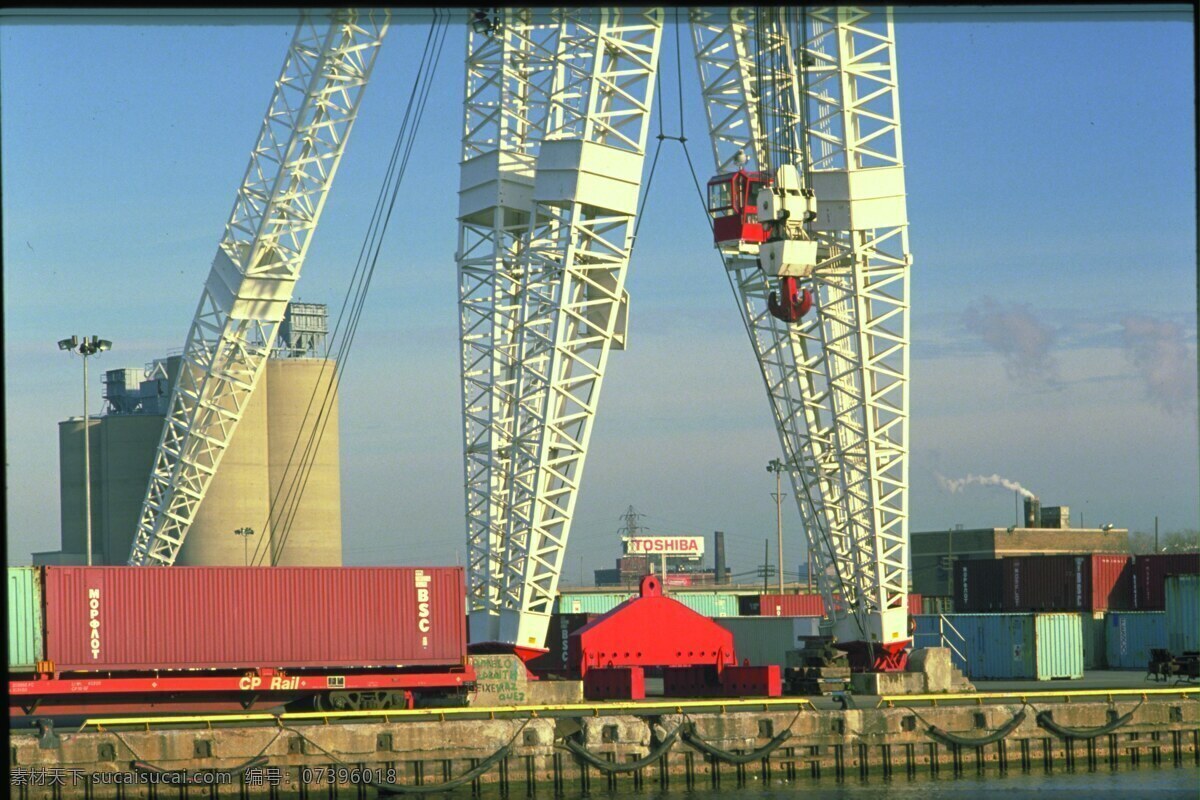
left=1024, top=496, right=1041, bottom=529
left=714, top=531, right=726, bottom=585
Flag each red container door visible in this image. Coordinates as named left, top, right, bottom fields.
left=43, top=566, right=466, bottom=672
left=1089, top=555, right=1133, bottom=611
left=757, top=594, right=824, bottom=616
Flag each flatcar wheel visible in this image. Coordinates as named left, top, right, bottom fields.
left=316, top=691, right=403, bottom=712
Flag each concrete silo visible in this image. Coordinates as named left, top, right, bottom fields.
left=47, top=303, right=343, bottom=567
left=264, top=358, right=342, bottom=566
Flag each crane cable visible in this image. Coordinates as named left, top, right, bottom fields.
left=266, top=11, right=450, bottom=564
left=249, top=11, right=450, bottom=566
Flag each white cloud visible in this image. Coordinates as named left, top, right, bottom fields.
left=1120, top=316, right=1199, bottom=417
left=962, top=296, right=1060, bottom=385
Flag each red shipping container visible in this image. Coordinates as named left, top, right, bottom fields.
left=907, top=593, right=923, bottom=614
left=1133, top=554, right=1200, bottom=610
left=954, top=559, right=1004, bottom=612
left=757, top=593, right=824, bottom=616
left=1002, top=555, right=1132, bottom=612
left=43, top=566, right=466, bottom=672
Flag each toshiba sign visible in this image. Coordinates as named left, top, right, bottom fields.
left=624, top=536, right=705, bottom=557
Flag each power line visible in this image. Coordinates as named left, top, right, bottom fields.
left=250, top=11, right=450, bottom=565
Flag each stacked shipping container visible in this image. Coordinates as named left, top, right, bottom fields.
left=715, top=617, right=822, bottom=666
left=1166, top=574, right=1200, bottom=655
left=1002, top=555, right=1133, bottom=612
left=913, top=613, right=1083, bottom=680
left=527, top=613, right=595, bottom=675
left=953, top=560, right=1005, bottom=612
left=1132, top=554, right=1200, bottom=610
left=755, top=594, right=824, bottom=616
left=1105, top=612, right=1166, bottom=670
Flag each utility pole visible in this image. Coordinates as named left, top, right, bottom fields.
left=1155, top=515, right=1159, bottom=553
left=59, top=335, right=112, bottom=566
left=767, top=459, right=786, bottom=594
left=234, top=527, right=254, bottom=566
left=947, top=527, right=954, bottom=597
left=763, top=539, right=769, bottom=592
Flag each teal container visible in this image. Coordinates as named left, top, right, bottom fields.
left=7, top=566, right=44, bottom=671
left=1106, top=612, right=1167, bottom=669
left=1077, top=612, right=1107, bottom=670
left=1034, top=613, right=1084, bottom=679
left=672, top=592, right=739, bottom=618
left=1165, top=574, right=1199, bottom=654
left=556, top=593, right=632, bottom=615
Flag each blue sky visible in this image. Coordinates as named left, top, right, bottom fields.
left=3, top=8, right=1196, bottom=575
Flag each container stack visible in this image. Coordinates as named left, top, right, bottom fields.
left=913, top=613, right=1083, bottom=680
left=549, top=560, right=1198, bottom=681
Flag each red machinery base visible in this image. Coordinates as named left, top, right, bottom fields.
left=581, top=665, right=782, bottom=701
left=467, top=641, right=549, bottom=668
left=839, top=640, right=911, bottom=673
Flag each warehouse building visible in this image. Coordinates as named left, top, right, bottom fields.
left=910, top=501, right=1129, bottom=596
left=39, top=303, right=342, bottom=567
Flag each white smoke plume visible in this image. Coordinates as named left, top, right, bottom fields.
left=963, top=296, right=1059, bottom=384
left=937, top=472, right=1036, bottom=499
left=1120, top=316, right=1198, bottom=417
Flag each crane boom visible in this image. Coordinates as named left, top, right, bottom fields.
left=802, top=6, right=911, bottom=664
left=693, top=6, right=911, bottom=667
left=458, top=9, right=564, bottom=642
left=691, top=5, right=853, bottom=636
left=495, top=8, right=664, bottom=651
left=129, top=10, right=388, bottom=566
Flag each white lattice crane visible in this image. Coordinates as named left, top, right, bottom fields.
left=128, top=11, right=389, bottom=565
left=458, top=5, right=911, bottom=670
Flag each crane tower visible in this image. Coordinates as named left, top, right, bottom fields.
left=128, top=11, right=388, bottom=565
left=458, top=6, right=911, bottom=669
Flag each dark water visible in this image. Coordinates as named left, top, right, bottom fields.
left=605, top=767, right=1200, bottom=798
left=263, top=767, right=1200, bottom=798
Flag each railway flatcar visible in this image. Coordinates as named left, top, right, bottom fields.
left=8, top=566, right=473, bottom=716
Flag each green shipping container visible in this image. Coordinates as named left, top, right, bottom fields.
left=7, top=566, right=44, bottom=671
left=1077, top=612, right=1107, bottom=670
left=1165, top=574, right=1200, bottom=654
left=672, top=592, right=739, bottom=618
left=556, top=593, right=632, bottom=615
left=1035, top=613, right=1084, bottom=680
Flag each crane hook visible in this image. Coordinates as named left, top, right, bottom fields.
left=767, top=277, right=813, bottom=323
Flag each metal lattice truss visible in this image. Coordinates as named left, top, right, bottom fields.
left=456, top=10, right=564, bottom=641
left=803, top=6, right=910, bottom=645
left=691, top=6, right=852, bottom=636
left=129, top=11, right=388, bottom=566
left=458, top=8, right=664, bottom=649
left=691, top=6, right=910, bottom=647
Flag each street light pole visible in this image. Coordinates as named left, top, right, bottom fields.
left=234, top=527, right=255, bottom=566
left=59, top=335, right=112, bottom=567
left=767, top=459, right=786, bottom=594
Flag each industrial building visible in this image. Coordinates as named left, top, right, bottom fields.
left=910, top=499, right=1130, bottom=596
left=39, top=303, right=342, bottom=567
